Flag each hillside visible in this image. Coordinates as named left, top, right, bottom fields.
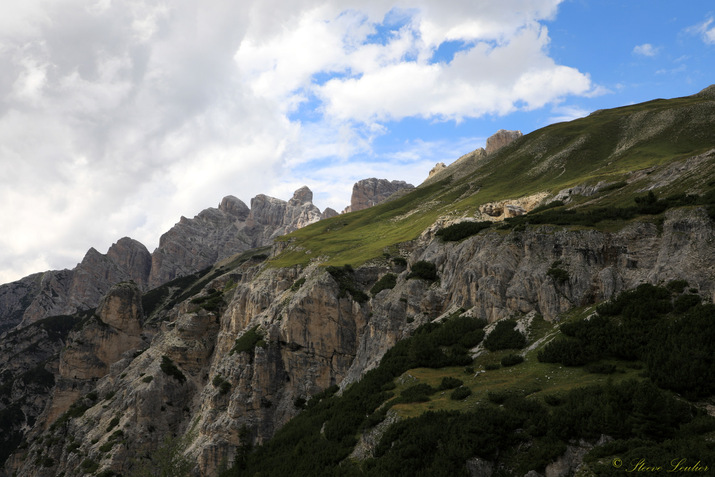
left=1, top=86, right=714, bottom=477
left=272, top=85, right=715, bottom=269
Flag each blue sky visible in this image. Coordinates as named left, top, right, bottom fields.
left=1, top=0, right=714, bottom=284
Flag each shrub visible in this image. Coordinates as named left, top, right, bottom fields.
left=483, top=320, right=526, bottom=351
left=485, top=363, right=500, bottom=371
left=435, top=221, right=492, bottom=241
left=547, top=267, right=569, bottom=285
left=585, top=363, right=617, bottom=374
left=674, top=294, right=700, bottom=313
left=370, top=273, right=397, bottom=296
left=487, top=390, right=512, bottom=404
left=142, top=376, right=153, bottom=383
left=81, top=458, right=99, bottom=473
left=501, top=354, right=524, bottom=367
left=231, top=326, right=266, bottom=355
left=190, top=289, right=225, bottom=312
left=326, top=265, right=369, bottom=303
left=107, top=416, right=120, bottom=432
left=391, top=256, right=407, bottom=267
left=666, top=279, right=689, bottom=293
left=397, top=383, right=436, bottom=403
left=160, top=356, right=186, bottom=384
left=407, top=261, right=438, bottom=281
left=212, top=375, right=232, bottom=395
left=450, top=386, right=472, bottom=400
left=99, top=441, right=116, bottom=452
left=290, top=278, right=306, bottom=291
left=438, top=377, right=463, bottom=390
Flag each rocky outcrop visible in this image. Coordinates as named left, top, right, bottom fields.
left=321, top=207, right=339, bottom=220
left=5, top=204, right=715, bottom=477
left=343, top=178, right=414, bottom=213
left=476, top=192, right=549, bottom=221
left=150, top=187, right=323, bottom=288
left=485, top=129, right=523, bottom=155
left=59, top=281, right=145, bottom=381
left=428, top=162, right=447, bottom=179
left=0, top=273, right=43, bottom=334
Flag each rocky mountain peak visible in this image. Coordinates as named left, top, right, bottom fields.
left=485, top=129, right=523, bottom=155
left=218, top=195, right=250, bottom=219
left=290, top=185, right=313, bottom=205
left=343, top=178, right=415, bottom=213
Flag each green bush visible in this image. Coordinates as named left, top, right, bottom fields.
left=106, top=416, right=119, bottom=432
left=190, top=288, right=225, bottom=312
left=435, top=221, right=492, bottom=241
left=99, top=441, right=116, bottom=452
left=290, top=278, right=306, bottom=291
left=370, top=273, right=397, bottom=296
left=142, top=376, right=153, bottom=383
left=483, top=320, right=526, bottom=351
left=396, top=383, right=436, bottom=403
left=81, top=458, right=99, bottom=473
left=547, top=267, right=569, bottom=285
left=326, top=265, right=369, bottom=303
left=231, top=326, right=266, bottom=355
left=391, top=256, right=407, bottom=267
left=666, top=279, right=689, bottom=293
left=407, top=261, right=438, bottom=281
left=438, top=377, right=463, bottom=390
left=212, top=375, right=232, bottom=395
left=160, top=356, right=186, bottom=384
left=585, top=363, right=617, bottom=374
left=674, top=294, right=700, bottom=313
left=501, top=354, right=524, bottom=367
left=450, top=386, right=472, bottom=400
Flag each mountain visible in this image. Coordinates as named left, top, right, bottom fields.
left=0, top=186, right=329, bottom=333
left=2, top=86, right=715, bottom=477
left=342, top=178, right=415, bottom=213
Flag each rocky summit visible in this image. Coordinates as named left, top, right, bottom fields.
left=1, top=87, right=715, bottom=477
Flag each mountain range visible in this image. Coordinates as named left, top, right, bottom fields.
left=1, top=86, right=714, bottom=477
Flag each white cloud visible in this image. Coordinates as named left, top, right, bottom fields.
left=633, top=43, right=659, bottom=57
left=688, top=16, right=715, bottom=45
left=0, top=0, right=597, bottom=285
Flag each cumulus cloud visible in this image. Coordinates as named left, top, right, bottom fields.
left=633, top=43, right=659, bottom=57
left=0, top=0, right=595, bottom=284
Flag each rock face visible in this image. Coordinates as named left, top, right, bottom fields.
left=0, top=187, right=329, bottom=328
left=485, top=129, right=523, bottom=155
left=428, top=162, right=447, bottom=179
left=149, top=187, right=322, bottom=288
left=343, top=178, right=414, bottom=213
left=6, top=203, right=713, bottom=477
left=16, top=238, right=152, bottom=328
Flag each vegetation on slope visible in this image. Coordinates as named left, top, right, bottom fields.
left=270, top=90, right=715, bottom=269
left=220, top=284, right=715, bottom=476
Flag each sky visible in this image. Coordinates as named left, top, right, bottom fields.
left=1, top=0, right=714, bottom=285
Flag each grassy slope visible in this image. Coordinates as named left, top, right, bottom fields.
left=389, top=310, right=642, bottom=420
left=271, top=90, right=715, bottom=268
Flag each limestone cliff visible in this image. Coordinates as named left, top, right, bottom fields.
left=485, top=129, right=523, bottom=155
left=7, top=203, right=713, bottom=477
left=0, top=186, right=328, bottom=330
left=343, top=178, right=414, bottom=213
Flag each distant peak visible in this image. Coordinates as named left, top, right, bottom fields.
left=486, top=129, right=522, bottom=155
left=219, top=195, right=250, bottom=219
left=291, top=186, right=313, bottom=204
left=696, top=84, right=715, bottom=98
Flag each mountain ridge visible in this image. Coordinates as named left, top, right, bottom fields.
left=1, top=86, right=714, bottom=477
